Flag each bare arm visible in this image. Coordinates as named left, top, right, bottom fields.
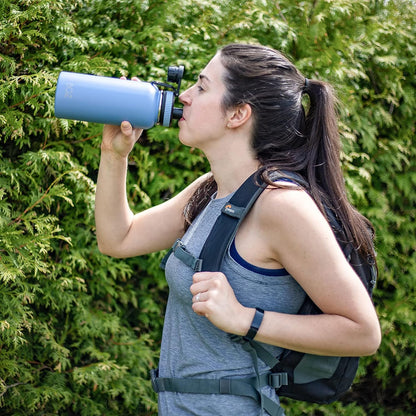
left=255, top=189, right=381, bottom=356
left=190, top=188, right=381, bottom=357
left=95, top=121, right=208, bottom=258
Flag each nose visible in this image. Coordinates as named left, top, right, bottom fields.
left=179, top=86, right=192, bottom=105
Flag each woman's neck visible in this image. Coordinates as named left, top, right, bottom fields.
left=207, top=150, right=259, bottom=198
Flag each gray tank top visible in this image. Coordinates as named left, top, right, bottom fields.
left=158, top=192, right=306, bottom=415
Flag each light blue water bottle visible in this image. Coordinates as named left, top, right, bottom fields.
left=54, top=66, right=184, bottom=129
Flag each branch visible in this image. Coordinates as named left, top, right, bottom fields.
left=0, top=381, right=27, bottom=398
left=13, top=169, right=78, bottom=223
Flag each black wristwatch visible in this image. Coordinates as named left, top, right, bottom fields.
left=245, top=307, right=264, bottom=340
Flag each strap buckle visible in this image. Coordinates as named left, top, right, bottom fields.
left=172, top=239, right=184, bottom=251
left=268, top=372, right=288, bottom=389
left=150, top=369, right=160, bottom=392
left=171, top=239, right=203, bottom=271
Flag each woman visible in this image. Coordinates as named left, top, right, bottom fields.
left=95, top=44, right=381, bottom=415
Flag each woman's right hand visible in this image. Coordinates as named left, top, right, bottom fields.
left=101, top=76, right=143, bottom=158
left=102, top=121, right=143, bottom=159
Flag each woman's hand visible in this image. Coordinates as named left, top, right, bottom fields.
left=190, top=272, right=254, bottom=336
left=101, top=77, right=143, bottom=158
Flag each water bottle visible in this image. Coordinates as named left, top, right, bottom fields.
left=54, top=66, right=184, bottom=129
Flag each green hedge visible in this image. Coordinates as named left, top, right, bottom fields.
left=1, top=0, right=415, bottom=414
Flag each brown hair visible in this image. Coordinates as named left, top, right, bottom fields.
left=184, top=43, right=375, bottom=260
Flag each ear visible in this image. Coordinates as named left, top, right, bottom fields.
left=226, top=103, right=252, bottom=129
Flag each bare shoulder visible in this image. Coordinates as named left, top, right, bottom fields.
left=253, top=185, right=341, bottom=274
left=256, top=185, right=327, bottom=230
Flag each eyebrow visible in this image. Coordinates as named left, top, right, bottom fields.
left=199, top=74, right=210, bottom=82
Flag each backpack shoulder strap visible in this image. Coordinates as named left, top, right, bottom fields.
left=192, top=169, right=308, bottom=272
left=199, top=171, right=265, bottom=272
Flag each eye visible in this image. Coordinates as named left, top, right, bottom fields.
left=197, top=85, right=205, bottom=92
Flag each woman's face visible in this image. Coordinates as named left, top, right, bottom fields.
left=178, top=53, right=229, bottom=149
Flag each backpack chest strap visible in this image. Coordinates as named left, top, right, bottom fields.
left=160, top=239, right=203, bottom=271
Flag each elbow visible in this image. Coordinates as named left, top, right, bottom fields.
left=343, top=314, right=382, bottom=357
left=97, top=241, right=113, bottom=257
left=97, top=239, right=124, bottom=258
left=361, top=323, right=382, bottom=356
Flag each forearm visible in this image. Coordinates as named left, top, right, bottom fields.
left=95, top=150, right=133, bottom=255
left=249, top=309, right=380, bottom=357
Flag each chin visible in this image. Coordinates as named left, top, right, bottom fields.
left=178, top=133, right=192, bottom=147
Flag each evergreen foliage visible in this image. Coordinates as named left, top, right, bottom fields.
left=0, top=0, right=414, bottom=414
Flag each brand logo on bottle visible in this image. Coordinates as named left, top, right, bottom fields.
left=64, top=82, right=74, bottom=99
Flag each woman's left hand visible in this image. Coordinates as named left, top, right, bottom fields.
left=190, top=272, right=254, bottom=335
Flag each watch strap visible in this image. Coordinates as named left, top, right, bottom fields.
left=245, top=307, right=264, bottom=340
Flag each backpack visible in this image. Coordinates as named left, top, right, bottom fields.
left=153, top=170, right=377, bottom=415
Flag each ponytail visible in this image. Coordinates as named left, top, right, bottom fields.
left=302, top=79, right=376, bottom=259
left=302, top=79, right=342, bottom=211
